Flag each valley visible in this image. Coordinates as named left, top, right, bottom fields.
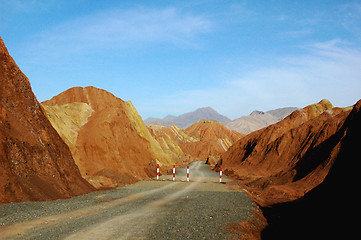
left=1, top=34, right=359, bottom=239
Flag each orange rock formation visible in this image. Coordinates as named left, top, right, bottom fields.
left=180, top=120, right=244, bottom=162
left=0, top=37, right=94, bottom=203
left=220, top=99, right=354, bottom=205
left=43, top=87, right=176, bottom=188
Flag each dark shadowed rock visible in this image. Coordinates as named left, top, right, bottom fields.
left=261, top=99, right=360, bottom=239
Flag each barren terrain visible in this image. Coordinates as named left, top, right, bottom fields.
left=0, top=162, right=256, bottom=239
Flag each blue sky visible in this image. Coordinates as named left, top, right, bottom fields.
left=1, top=0, right=361, bottom=119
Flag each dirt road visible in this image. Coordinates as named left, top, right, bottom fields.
left=0, top=162, right=255, bottom=239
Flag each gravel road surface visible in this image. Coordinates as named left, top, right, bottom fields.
left=0, top=161, right=256, bottom=239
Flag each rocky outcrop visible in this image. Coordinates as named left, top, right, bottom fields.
left=0, top=37, right=94, bottom=203
left=261, top=99, right=361, bottom=239
left=221, top=99, right=353, bottom=205
left=218, top=99, right=361, bottom=237
left=43, top=87, right=176, bottom=188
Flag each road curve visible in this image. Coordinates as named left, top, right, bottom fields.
left=0, top=162, right=255, bottom=240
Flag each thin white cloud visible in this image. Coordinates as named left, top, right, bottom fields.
left=26, top=7, right=211, bottom=58
left=147, top=40, right=361, bottom=119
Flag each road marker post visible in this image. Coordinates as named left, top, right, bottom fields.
left=173, top=165, right=175, bottom=181
left=187, top=165, right=190, bottom=182
left=220, top=167, right=222, bottom=183
left=157, top=164, right=159, bottom=180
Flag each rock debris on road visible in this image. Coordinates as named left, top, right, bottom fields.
left=0, top=161, right=256, bottom=240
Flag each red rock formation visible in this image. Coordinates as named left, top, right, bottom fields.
left=180, top=120, right=245, bottom=161
left=261, top=99, right=361, bottom=239
left=221, top=99, right=353, bottom=205
left=43, top=87, right=158, bottom=188
left=0, top=37, right=94, bottom=203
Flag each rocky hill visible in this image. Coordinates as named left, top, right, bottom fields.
left=219, top=99, right=360, bottom=237
left=177, top=120, right=244, bottom=161
left=225, top=107, right=298, bottom=134
left=145, top=107, right=230, bottom=128
left=0, top=37, right=94, bottom=203
left=148, top=120, right=244, bottom=165
left=43, top=88, right=242, bottom=188
left=220, top=99, right=351, bottom=204
left=42, top=87, right=177, bottom=189
left=43, top=87, right=174, bottom=188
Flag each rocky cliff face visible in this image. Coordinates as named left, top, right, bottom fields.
left=0, top=37, right=94, bottom=203
left=221, top=99, right=353, bottom=205
left=43, top=87, right=176, bottom=188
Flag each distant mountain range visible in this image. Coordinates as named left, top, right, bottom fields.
left=225, top=107, right=298, bottom=134
left=145, top=106, right=298, bottom=134
left=145, top=107, right=231, bottom=129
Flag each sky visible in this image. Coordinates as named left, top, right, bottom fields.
left=1, top=0, right=361, bottom=119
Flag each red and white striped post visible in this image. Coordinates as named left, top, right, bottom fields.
left=220, top=167, right=222, bottom=183
left=156, top=164, right=159, bottom=180
left=186, top=165, right=190, bottom=182
left=173, top=165, right=175, bottom=181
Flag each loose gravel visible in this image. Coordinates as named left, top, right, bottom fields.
left=0, top=162, right=256, bottom=240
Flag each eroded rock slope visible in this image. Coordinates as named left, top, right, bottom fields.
left=0, top=37, right=94, bottom=203
left=43, top=87, right=176, bottom=188
left=221, top=99, right=354, bottom=205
